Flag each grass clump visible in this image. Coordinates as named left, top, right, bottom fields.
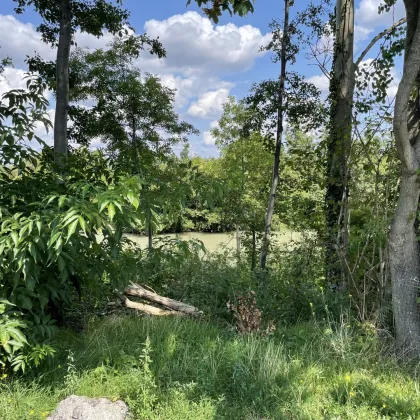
left=1, top=315, right=420, bottom=419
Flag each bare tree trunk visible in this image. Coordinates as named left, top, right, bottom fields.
left=119, top=294, right=186, bottom=316
left=325, top=0, right=354, bottom=287
left=147, top=209, right=153, bottom=250
left=54, top=0, right=71, bottom=168
left=236, top=225, right=241, bottom=253
left=125, top=283, right=203, bottom=316
left=389, top=0, right=420, bottom=353
left=260, top=0, right=289, bottom=270
left=251, top=229, right=256, bottom=271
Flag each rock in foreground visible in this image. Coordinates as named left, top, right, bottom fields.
left=47, top=395, right=129, bottom=420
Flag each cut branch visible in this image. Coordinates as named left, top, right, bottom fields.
left=355, top=18, right=406, bottom=68
left=125, top=283, right=203, bottom=317
left=117, top=293, right=186, bottom=316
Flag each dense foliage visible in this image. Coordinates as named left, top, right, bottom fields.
left=1, top=0, right=419, bottom=418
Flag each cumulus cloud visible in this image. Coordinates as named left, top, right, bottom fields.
left=0, top=12, right=270, bottom=157
left=159, top=73, right=233, bottom=109
left=0, top=14, right=116, bottom=68
left=202, top=120, right=219, bottom=145
left=0, top=67, right=28, bottom=96
left=307, top=74, right=330, bottom=95
left=355, top=0, right=405, bottom=29
left=0, top=15, right=56, bottom=68
left=187, top=88, right=230, bottom=119
left=144, top=11, right=271, bottom=74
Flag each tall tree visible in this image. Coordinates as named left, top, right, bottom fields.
left=258, top=0, right=290, bottom=270
left=246, top=8, right=324, bottom=270
left=69, top=39, right=197, bottom=245
left=389, top=0, right=420, bottom=353
left=13, top=0, right=130, bottom=167
left=325, top=0, right=355, bottom=287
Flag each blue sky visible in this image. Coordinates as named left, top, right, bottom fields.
left=0, top=0, right=406, bottom=156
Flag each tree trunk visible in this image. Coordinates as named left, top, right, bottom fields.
left=125, top=283, right=203, bottom=316
left=119, top=294, right=186, bottom=316
left=325, top=0, right=355, bottom=287
left=389, top=0, right=420, bottom=354
left=54, top=0, right=71, bottom=168
left=389, top=174, right=420, bottom=351
left=251, top=229, right=256, bottom=271
left=236, top=225, right=241, bottom=254
left=147, top=208, right=153, bottom=250
left=259, top=0, right=289, bottom=270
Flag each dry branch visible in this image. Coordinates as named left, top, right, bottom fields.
left=124, top=283, right=203, bottom=317
left=117, top=293, right=185, bottom=316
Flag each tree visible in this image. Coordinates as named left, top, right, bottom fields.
left=68, top=39, right=197, bottom=246
left=388, top=0, right=420, bottom=353
left=322, top=0, right=406, bottom=288
left=246, top=10, right=324, bottom=270
left=13, top=0, right=130, bottom=167
left=324, top=0, right=355, bottom=287
left=187, top=0, right=254, bottom=23
left=258, top=1, right=290, bottom=270
left=212, top=97, right=272, bottom=267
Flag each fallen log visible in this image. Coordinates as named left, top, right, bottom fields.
left=117, top=294, right=185, bottom=316
left=124, top=283, right=203, bottom=317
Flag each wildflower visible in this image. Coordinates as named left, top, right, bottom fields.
left=345, top=374, right=351, bottom=383
left=349, top=391, right=355, bottom=397
left=41, top=411, right=49, bottom=417
left=382, top=404, right=386, bottom=408
left=29, top=410, right=35, bottom=416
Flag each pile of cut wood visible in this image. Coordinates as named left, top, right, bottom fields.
left=117, top=283, right=202, bottom=317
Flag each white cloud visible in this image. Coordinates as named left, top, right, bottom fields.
left=307, top=74, right=330, bottom=94
left=354, top=25, right=374, bottom=46
left=355, top=0, right=405, bottom=29
left=0, top=14, right=116, bottom=68
left=144, top=11, right=270, bottom=74
left=203, top=131, right=216, bottom=145
left=187, top=88, right=230, bottom=119
left=0, top=67, right=28, bottom=96
left=159, top=73, right=233, bottom=110
left=0, top=15, right=56, bottom=68
left=0, top=12, right=270, bottom=157
left=202, top=120, right=219, bottom=145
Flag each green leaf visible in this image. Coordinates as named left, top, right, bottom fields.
left=67, top=219, right=79, bottom=241
left=108, top=203, right=116, bottom=221
left=17, top=294, right=32, bottom=311
left=11, top=231, right=18, bottom=247
left=78, top=216, right=87, bottom=234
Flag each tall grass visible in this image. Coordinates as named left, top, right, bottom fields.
left=1, top=315, right=420, bottom=419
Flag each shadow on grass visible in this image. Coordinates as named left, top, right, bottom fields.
left=2, top=315, right=420, bottom=419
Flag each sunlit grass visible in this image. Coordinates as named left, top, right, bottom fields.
left=1, top=316, right=419, bottom=419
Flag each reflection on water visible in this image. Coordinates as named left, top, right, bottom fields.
left=124, top=230, right=298, bottom=251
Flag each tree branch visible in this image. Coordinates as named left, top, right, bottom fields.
left=355, top=18, right=406, bottom=68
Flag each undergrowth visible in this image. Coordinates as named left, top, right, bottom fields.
left=1, top=315, right=420, bottom=419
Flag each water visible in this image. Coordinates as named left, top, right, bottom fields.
left=124, top=230, right=299, bottom=251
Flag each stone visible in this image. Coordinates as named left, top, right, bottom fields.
left=47, top=395, right=129, bottom=420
